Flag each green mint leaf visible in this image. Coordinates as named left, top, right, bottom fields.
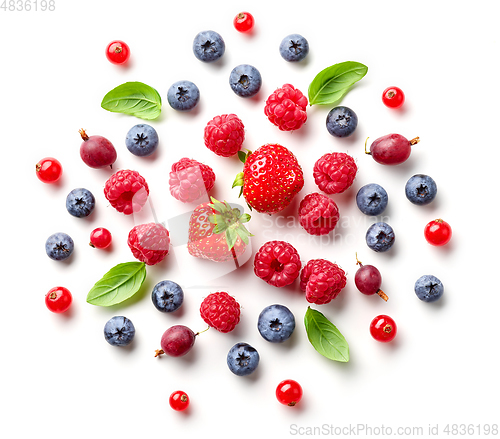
left=86, top=262, right=146, bottom=306
left=101, top=82, right=162, bottom=120
left=308, top=61, right=368, bottom=106
left=304, top=307, right=349, bottom=362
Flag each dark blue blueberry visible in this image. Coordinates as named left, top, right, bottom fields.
left=66, top=188, right=95, bottom=218
left=257, top=304, right=295, bottom=343
left=326, top=106, right=358, bottom=138
left=414, top=275, right=444, bottom=302
left=193, top=30, right=225, bottom=63
left=227, top=342, right=260, bottom=376
left=125, top=124, right=158, bottom=157
left=104, top=316, right=135, bottom=346
left=356, top=183, right=389, bottom=216
left=151, top=280, right=184, bottom=313
left=366, top=222, right=395, bottom=252
left=279, top=34, right=309, bottom=62
left=229, top=64, right=262, bottom=98
left=405, top=174, right=437, bottom=205
left=45, top=232, right=74, bottom=261
left=167, top=80, right=200, bottom=112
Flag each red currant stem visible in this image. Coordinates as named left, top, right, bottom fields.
left=288, top=401, right=297, bottom=407
left=387, top=91, right=395, bottom=98
left=89, top=242, right=95, bottom=248
left=49, top=292, right=57, bottom=300
left=410, top=137, right=420, bottom=145
left=237, top=12, right=245, bottom=19
left=36, top=163, right=41, bottom=172
left=180, top=394, right=188, bottom=403
left=195, top=326, right=210, bottom=337
left=79, top=128, right=89, bottom=141
left=435, top=218, right=443, bottom=223
left=364, top=137, right=371, bottom=155
left=154, top=349, right=164, bottom=357
left=377, top=289, right=389, bottom=302
left=355, top=252, right=362, bottom=266
left=383, top=324, right=393, bottom=334
left=114, top=46, right=122, bottom=54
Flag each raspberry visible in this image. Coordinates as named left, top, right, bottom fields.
left=300, top=259, right=347, bottom=304
left=104, top=169, right=149, bottom=215
left=199, top=292, right=240, bottom=333
left=254, top=241, right=301, bottom=287
left=169, top=158, right=216, bottom=203
left=298, top=193, right=339, bottom=236
left=127, top=222, right=170, bottom=266
left=204, top=114, right=245, bottom=157
left=313, top=152, right=357, bottom=194
left=264, top=84, right=307, bottom=131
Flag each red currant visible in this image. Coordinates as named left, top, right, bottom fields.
left=89, top=227, right=112, bottom=249
left=36, top=157, right=62, bottom=183
left=276, top=379, right=303, bottom=406
left=169, top=390, right=190, bottom=411
left=233, top=12, right=255, bottom=33
left=45, top=287, right=72, bottom=313
left=424, top=219, right=452, bottom=246
left=105, top=40, right=130, bottom=65
left=370, top=315, right=397, bottom=342
left=382, top=86, right=405, bottom=109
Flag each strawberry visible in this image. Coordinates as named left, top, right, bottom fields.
left=232, top=144, right=304, bottom=214
left=187, top=197, right=252, bottom=263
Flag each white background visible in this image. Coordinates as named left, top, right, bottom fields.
left=1, top=0, right=499, bottom=438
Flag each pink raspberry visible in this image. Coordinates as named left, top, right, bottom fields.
left=264, top=83, right=308, bottom=131
left=204, top=114, right=245, bottom=157
left=169, top=158, right=216, bottom=203
left=300, top=259, right=347, bottom=304
left=199, top=292, right=241, bottom=333
left=254, top=240, right=301, bottom=287
left=104, top=169, right=149, bottom=215
left=313, top=152, right=357, bottom=194
left=127, top=222, right=170, bottom=266
left=298, top=193, right=339, bottom=236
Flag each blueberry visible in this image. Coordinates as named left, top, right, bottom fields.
left=257, top=304, right=295, bottom=343
left=151, top=280, right=184, bottom=313
left=405, top=174, right=437, bottom=205
left=227, top=342, right=260, bottom=376
left=193, top=30, right=225, bottom=63
left=326, top=106, right=358, bottom=138
left=167, top=80, right=200, bottom=112
left=279, top=34, right=309, bottom=62
left=356, top=183, right=389, bottom=216
left=125, top=124, right=158, bottom=157
left=414, top=275, right=444, bottom=302
left=229, top=64, right=262, bottom=98
left=66, top=188, right=95, bottom=218
left=104, top=316, right=135, bottom=346
left=366, top=222, right=395, bottom=252
left=45, top=232, right=74, bottom=261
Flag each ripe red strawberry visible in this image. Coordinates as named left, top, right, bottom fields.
left=232, top=144, right=304, bottom=214
left=187, top=197, right=252, bottom=263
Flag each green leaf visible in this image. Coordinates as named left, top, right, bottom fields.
left=225, top=228, right=238, bottom=250
left=237, top=151, right=247, bottom=164
left=86, top=262, right=147, bottom=306
left=101, top=82, right=162, bottom=120
left=304, top=307, right=349, bottom=362
left=308, top=61, right=368, bottom=106
left=239, top=213, right=251, bottom=223
left=232, top=172, right=245, bottom=189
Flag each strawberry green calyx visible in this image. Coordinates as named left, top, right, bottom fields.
left=208, top=197, right=253, bottom=251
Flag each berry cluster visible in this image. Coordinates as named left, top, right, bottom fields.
left=39, top=12, right=453, bottom=414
